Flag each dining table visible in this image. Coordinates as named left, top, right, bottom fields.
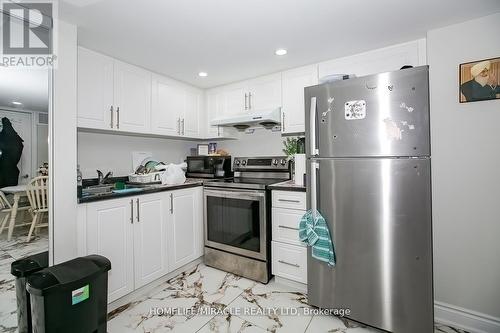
left=1, top=184, right=30, bottom=241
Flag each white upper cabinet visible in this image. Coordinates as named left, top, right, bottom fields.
left=151, top=75, right=184, bottom=136
left=246, top=72, right=282, bottom=111
left=183, top=88, right=201, bottom=138
left=205, top=88, right=226, bottom=138
left=223, top=82, right=247, bottom=116
left=133, top=193, right=169, bottom=288
left=151, top=74, right=202, bottom=138
left=113, top=61, right=152, bottom=133
left=281, top=65, right=318, bottom=134
left=77, top=48, right=114, bottom=130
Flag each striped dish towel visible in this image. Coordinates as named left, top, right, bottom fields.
left=299, top=210, right=336, bottom=267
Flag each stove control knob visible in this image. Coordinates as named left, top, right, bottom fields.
left=235, top=160, right=240, bottom=166
left=241, top=160, right=247, bottom=166
left=280, top=159, right=287, bottom=166
left=272, top=159, right=278, bottom=166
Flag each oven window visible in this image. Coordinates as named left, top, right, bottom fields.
left=206, top=196, right=261, bottom=253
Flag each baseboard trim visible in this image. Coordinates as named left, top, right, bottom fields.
left=434, top=301, right=500, bottom=333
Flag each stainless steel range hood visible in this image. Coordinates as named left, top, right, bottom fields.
left=210, top=108, right=281, bottom=130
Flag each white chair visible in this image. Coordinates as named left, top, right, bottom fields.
left=0, top=190, right=31, bottom=237
left=25, top=176, right=49, bottom=242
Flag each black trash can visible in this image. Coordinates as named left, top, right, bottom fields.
left=26, top=255, right=111, bottom=333
left=11, top=251, right=49, bottom=333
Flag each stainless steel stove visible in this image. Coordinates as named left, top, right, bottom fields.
left=203, top=156, right=290, bottom=283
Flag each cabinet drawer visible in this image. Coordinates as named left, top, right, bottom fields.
left=272, top=190, right=306, bottom=210
left=272, top=208, right=305, bottom=247
left=272, top=241, right=307, bottom=284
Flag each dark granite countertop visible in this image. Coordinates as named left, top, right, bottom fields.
left=78, top=179, right=204, bottom=204
left=268, top=180, right=306, bottom=192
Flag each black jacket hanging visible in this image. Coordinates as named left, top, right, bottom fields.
left=0, top=117, right=24, bottom=187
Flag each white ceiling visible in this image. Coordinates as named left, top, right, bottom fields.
left=61, top=0, right=500, bottom=88
left=0, top=67, right=49, bottom=112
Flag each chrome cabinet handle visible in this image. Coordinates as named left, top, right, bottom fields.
left=116, top=107, right=120, bottom=129
left=130, top=199, right=134, bottom=224
left=136, top=198, right=140, bottom=222
left=177, top=118, right=181, bottom=135
left=278, top=225, right=299, bottom=231
left=244, top=93, right=248, bottom=110
left=282, top=111, right=285, bottom=132
left=278, top=198, right=300, bottom=203
left=217, top=125, right=220, bottom=137
left=248, top=92, right=252, bottom=109
left=170, top=193, right=174, bottom=214
left=110, top=106, right=114, bottom=128
left=310, top=97, right=318, bottom=156
left=278, top=260, right=300, bottom=268
left=181, top=118, right=185, bottom=135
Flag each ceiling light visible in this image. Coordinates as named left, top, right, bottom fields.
left=275, top=49, right=287, bottom=56
left=12, top=101, right=22, bottom=105
left=198, top=72, right=208, bottom=77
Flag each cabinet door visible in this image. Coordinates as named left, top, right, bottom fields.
left=133, top=193, right=169, bottom=288
left=281, top=65, right=318, bottom=134
left=247, top=73, right=282, bottom=111
left=223, top=82, right=247, bottom=116
left=114, top=61, right=152, bottom=133
left=86, top=198, right=134, bottom=302
left=167, top=187, right=203, bottom=271
left=206, top=89, right=225, bottom=138
left=77, top=47, right=114, bottom=130
left=151, top=75, right=183, bottom=136
left=183, top=89, right=201, bottom=138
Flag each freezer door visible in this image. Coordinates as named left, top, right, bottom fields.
left=305, top=66, right=430, bottom=158
left=306, top=157, right=433, bottom=333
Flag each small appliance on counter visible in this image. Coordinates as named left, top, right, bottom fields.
left=186, top=155, right=232, bottom=179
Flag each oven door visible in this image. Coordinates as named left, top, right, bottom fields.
left=204, top=188, right=267, bottom=261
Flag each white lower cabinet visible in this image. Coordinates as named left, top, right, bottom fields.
left=271, top=190, right=307, bottom=285
left=167, top=187, right=203, bottom=271
left=133, top=193, right=169, bottom=289
left=86, top=197, right=134, bottom=302
left=81, top=186, right=203, bottom=303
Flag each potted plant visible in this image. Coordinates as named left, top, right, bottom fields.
left=282, top=137, right=299, bottom=180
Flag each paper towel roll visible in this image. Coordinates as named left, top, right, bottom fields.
left=294, top=154, right=306, bottom=186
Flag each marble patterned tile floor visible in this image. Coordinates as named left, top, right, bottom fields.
left=0, top=227, right=49, bottom=333
left=108, top=263, right=470, bottom=333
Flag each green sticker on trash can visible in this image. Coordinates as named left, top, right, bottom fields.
left=72, top=285, right=89, bottom=305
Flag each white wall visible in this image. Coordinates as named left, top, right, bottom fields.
left=51, top=21, right=78, bottom=264
left=428, top=12, right=500, bottom=324
left=77, top=132, right=198, bottom=178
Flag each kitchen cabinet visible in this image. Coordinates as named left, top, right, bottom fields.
left=133, top=193, right=169, bottom=288
left=271, top=190, right=307, bottom=285
left=80, top=186, right=203, bottom=303
left=151, top=74, right=201, bottom=138
left=113, top=61, right=152, bottom=133
left=77, top=47, right=114, bottom=130
left=86, top=197, right=134, bottom=302
left=167, top=187, right=203, bottom=271
left=77, top=47, right=151, bottom=133
left=281, top=65, right=318, bottom=134
left=223, top=82, right=247, bottom=115
left=206, top=88, right=226, bottom=138
left=246, top=73, right=282, bottom=111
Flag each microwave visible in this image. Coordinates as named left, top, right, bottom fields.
left=186, top=156, right=232, bottom=178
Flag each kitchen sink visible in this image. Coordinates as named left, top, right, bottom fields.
left=82, top=184, right=114, bottom=196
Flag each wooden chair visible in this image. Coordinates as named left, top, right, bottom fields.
left=25, top=176, right=49, bottom=242
left=0, top=191, right=31, bottom=237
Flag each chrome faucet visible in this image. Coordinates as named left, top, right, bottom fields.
left=97, top=170, right=113, bottom=184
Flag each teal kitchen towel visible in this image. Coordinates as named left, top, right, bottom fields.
left=299, top=210, right=336, bottom=267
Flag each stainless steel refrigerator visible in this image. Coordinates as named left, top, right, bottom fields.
left=305, top=66, right=433, bottom=333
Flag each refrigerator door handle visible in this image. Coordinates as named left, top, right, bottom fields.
left=309, top=97, right=319, bottom=156
left=310, top=160, right=319, bottom=219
